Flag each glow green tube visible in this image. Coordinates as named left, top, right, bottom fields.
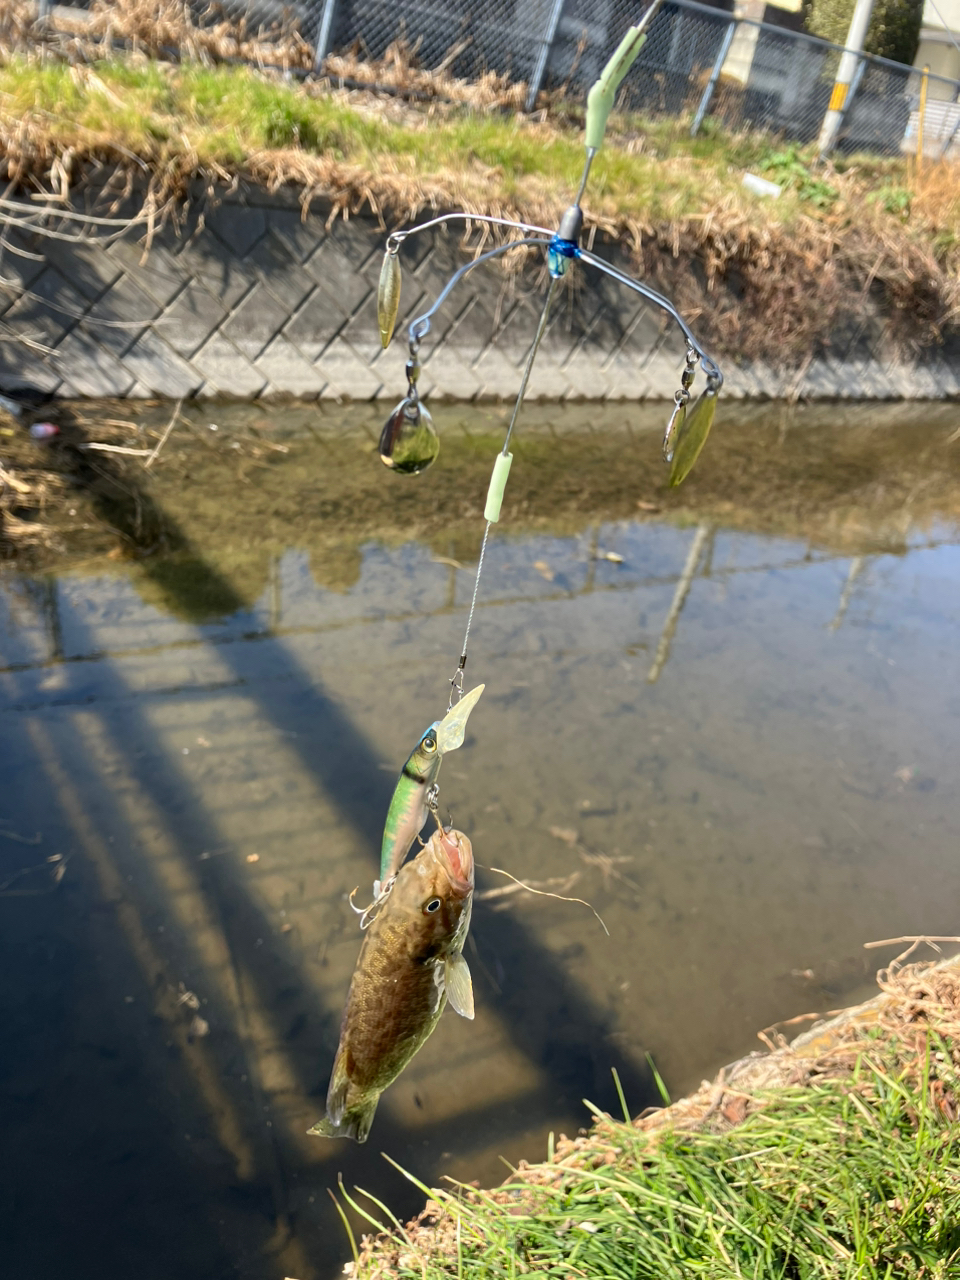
left=585, top=26, right=649, bottom=150
left=483, top=452, right=513, bottom=522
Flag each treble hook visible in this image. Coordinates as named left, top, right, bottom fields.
left=349, top=881, right=393, bottom=929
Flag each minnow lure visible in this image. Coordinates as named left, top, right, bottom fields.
left=378, top=684, right=484, bottom=891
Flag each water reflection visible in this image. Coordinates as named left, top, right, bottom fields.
left=1, top=405, right=959, bottom=1280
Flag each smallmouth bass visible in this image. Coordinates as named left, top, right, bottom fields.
left=309, top=827, right=475, bottom=1144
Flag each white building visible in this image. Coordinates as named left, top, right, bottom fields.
left=915, top=0, right=960, bottom=96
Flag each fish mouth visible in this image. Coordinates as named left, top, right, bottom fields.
left=437, top=828, right=474, bottom=893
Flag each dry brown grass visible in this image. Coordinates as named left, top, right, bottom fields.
left=87, top=0, right=313, bottom=70
left=352, top=950, right=960, bottom=1279
left=2, top=0, right=523, bottom=94
left=322, top=38, right=527, bottom=110
left=908, top=156, right=960, bottom=236
left=1, top=8, right=958, bottom=364
left=0, top=415, right=69, bottom=554
left=0, top=0, right=313, bottom=70
left=641, top=200, right=960, bottom=362
left=0, top=0, right=36, bottom=53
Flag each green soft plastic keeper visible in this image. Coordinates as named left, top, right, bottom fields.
left=584, top=27, right=648, bottom=151
left=484, top=452, right=513, bottom=523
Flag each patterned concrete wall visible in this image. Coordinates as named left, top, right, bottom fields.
left=0, top=186, right=958, bottom=402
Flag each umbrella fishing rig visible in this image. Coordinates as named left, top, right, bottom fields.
left=374, top=1, right=724, bottom=707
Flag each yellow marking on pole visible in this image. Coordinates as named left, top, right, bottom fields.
left=918, top=64, right=930, bottom=176
left=828, top=82, right=849, bottom=113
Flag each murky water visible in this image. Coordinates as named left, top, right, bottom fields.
left=1, top=401, right=959, bottom=1279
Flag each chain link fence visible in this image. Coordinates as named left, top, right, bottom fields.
left=295, top=0, right=960, bottom=157
left=46, top=0, right=960, bottom=158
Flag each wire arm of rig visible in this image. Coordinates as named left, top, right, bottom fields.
left=406, top=236, right=550, bottom=345
left=576, top=248, right=723, bottom=388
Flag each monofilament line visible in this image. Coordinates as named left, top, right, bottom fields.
left=502, top=276, right=558, bottom=456
left=450, top=519, right=492, bottom=703
left=450, top=277, right=559, bottom=696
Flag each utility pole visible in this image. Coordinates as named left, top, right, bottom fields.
left=816, top=0, right=876, bottom=159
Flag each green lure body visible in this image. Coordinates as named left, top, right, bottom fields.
left=378, top=684, right=485, bottom=887
left=379, top=723, right=443, bottom=885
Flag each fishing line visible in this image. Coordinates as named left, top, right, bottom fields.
left=370, top=0, right=726, bottom=882
left=449, top=276, right=560, bottom=704
left=449, top=521, right=489, bottom=707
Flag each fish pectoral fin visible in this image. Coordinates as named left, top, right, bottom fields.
left=444, top=952, right=475, bottom=1020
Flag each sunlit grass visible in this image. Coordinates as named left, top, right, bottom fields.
left=346, top=1042, right=960, bottom=1279
left=1, top=55, right=955, bottom=236
left=1, top=56, right=938, bottom=229
left=1, top=55, right=956, bottom=364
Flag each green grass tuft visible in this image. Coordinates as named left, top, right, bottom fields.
left=2, top=51, right=957, bottom=234
left=0, top=56, right=935, bottom=228
left=352, top=1047, right=960, bottom=1279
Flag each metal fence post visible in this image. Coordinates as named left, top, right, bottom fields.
left=841, top=55, right=868, bottom=131
left=816, top=0, right=875, bottom=158
left=690, top=18, right=736, bottom=136
left=525, top=0, right=568, bottom=112
left=814, top=53, right=867, bottom=153
left=313, top=0, right=340, bottom=73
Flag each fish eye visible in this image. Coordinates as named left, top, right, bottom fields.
left=423, top=736, right=437, bottom=754
left=424, top=898, right=442, bottom=914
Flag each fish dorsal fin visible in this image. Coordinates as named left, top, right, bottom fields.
left=436, top=684, right=485, bottom=754
left=444, top=952, right=475, bottom=1020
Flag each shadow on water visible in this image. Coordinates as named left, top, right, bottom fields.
left=0, top=415, right=662, bottom=1280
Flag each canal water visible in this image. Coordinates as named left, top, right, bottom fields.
left=1, top=400, right=958, bottom=1279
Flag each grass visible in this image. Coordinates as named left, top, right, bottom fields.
left=2, top=56, right=957, bottom=231
left=344, top=959, right=960, bottom=1279
left=0, top=58, right=763, bottom=221
left=348, top=1062, right=960, bottom=1278
left=1, top=46, right=959, bottom=362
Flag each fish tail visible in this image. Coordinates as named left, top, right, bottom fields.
left=307, top=1099, right=378, bottom=1144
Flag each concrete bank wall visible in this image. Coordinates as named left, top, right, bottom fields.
left=1, top=185, right=958, bottom=402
